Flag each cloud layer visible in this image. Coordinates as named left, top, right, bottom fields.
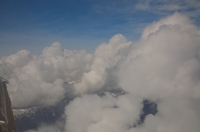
left=1, top=12, right=200, bottom=132
left=65, top=12, right=200, bottom=132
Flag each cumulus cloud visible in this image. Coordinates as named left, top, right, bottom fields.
left=1, top=34, right=131, bottom=107
left=120, top=12, right=200, bottom=99
left=1, top=42, right=94, bottom=107
left=1, top=12, right=200, bottom=132
left=65, top=93, right=142, bottom=132
left=141, top=12, right=198, bottom=39
left=73, top=34, right=131, bottom=95
left=64, top=12, right=200, bottom=132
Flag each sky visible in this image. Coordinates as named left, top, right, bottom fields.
left=1, top=1, right=200, bottom=132
left=1, top=0, right=200, bottom=55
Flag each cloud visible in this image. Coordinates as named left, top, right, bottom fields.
left=1, top=12, right=200, bottom=132
left=65, top=93, right=142, bottom=132
left=141, top=12, right=198, bottom=39
left=64, top=12, right=200, bottom=132
left=134, top=0, right=200, bottom=17
left=73, top=34, right=131, bottom=95
left=1, top=34, right=131, bottom=108
left=119, top=12, right=200, bottom=99
left=1, top=42, right=94, bottom=107
left=93, top=0, right=200, bottom=15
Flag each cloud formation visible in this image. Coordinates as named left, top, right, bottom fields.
left=65, top=93, right=142, bottom=132
left=64, top=12, right=200, bottom=132
left=73, top=34, right=131, bottom=95
left=1, top=42, right=94, bottom=107
left=1, top=12, right=200, bottom=132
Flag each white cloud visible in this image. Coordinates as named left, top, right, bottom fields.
left=2, top=42, right=94, bottom=107
left=65, top=93, right=142, bottom=132
left=1, top=12, right=200, bottom=132
left=120, top=12, right=200, bottom=99
left=141, top=12, right=198, bottom=39
left=64, top=12, right=200, bottom=132
left=73, top=34, right=131, bottom=95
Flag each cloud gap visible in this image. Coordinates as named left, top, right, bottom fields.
left=139, top=100, right=158, bottom=125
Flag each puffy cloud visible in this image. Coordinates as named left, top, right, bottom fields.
left=1, top=34, right=132, bottom=107
left=65, top=93, right=142, bottom=132
left=73, top=34, right=131, bottom=95
left=1, top=42, right=94, bottom=107
left=0, top=50, right=35, bottom=78
left=119, top=12, right=200, bottom=100
left=118, top=12, right=200, bottom=132
left=64, top=13, right=200, bottom=132
left=1, top=12, right=200, bottom=132
left=141, top=12, right=199, bottom=39
left=5, top=34, right=132, bottom=107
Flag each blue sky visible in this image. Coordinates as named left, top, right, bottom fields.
left=0, top=0, right=200, bottom=55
